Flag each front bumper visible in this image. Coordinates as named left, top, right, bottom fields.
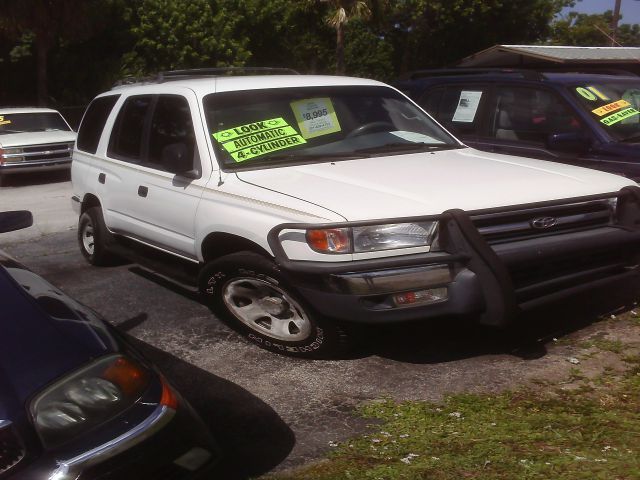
left=268, top=187, right=640, bottom=326
left=0, top=158, right=71, bottom=174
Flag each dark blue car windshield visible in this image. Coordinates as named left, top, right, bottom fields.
left=569, top=81, right=640, bottom=142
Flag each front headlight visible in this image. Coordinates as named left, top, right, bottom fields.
left=352, top=222, right=437, bottom=252
left=306, top=221, right=438, bottom=254
left=30, top=355, right=151, bottom=448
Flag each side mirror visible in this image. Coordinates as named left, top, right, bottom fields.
left=546, top=131, right=591, bottom=153
left=0, top=210, right=33, bottom=233
left=161, top=143, right=199, bottom=178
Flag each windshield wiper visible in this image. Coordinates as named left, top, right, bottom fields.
left=353, top=142, right=461, bottom=155
left=234, top=151, right=372, bottom=165
left=0, top=129, right=26, bottom=135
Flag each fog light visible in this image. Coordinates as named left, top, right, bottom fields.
left=393, top=287, right=448, bottom=307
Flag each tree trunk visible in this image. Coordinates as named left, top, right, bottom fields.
left=336, top=22, right=345, bottom=75
left=36, top=34, right=49, bottom=106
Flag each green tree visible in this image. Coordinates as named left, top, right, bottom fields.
left=122, top=0, right=250, bottom=75
left=0, top=0, right=104, bottom=105
left=549, top=10, right=640, bottom=46
left=386, top=0, right=572, bottom=74
left=231, top=0, right=335, bottom=73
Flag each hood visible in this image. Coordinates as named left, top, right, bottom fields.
left=0, top=130, right=76, bottom=148
left=0, top=258, right=118, bottom=421
left=236, top=148, right=635, bottom=220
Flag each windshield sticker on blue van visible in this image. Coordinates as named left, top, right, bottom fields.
left=0, top=115, right=11, bottom=126
left=600, top=107, right=640, bottom=126
left=592, top=99, right=630, bottom=117
left=576, top=86, right=610, bottom=101
left=212, top=117, right=307, bottom=162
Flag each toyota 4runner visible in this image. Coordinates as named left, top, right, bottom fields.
left=71, top=68, right=640, bottom=357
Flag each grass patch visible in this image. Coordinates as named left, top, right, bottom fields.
left=579, top=337, right=625, bottom=354
left=271, top=359, right=640, bottom=480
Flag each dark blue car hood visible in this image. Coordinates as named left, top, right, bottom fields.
left=0, top=255, right=118, bottom=423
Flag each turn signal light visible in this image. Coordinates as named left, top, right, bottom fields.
left=306, top=228, right=351, bottom=253
left=393, top=287, right=448, bottom=307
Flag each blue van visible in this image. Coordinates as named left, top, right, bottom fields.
left=395, top=70, right=640, bottom=180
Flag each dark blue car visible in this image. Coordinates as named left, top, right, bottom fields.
left=395, top=69, right=640, bottom=180
left=0, top=211, right=218, bottom=479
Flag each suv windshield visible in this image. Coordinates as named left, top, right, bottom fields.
left=0, top=112, right=71, bottom=135
left=204, top=85, right=461, bottom=169
left=569, top=81, right=640, bottom=142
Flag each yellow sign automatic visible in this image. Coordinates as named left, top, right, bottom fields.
left=213, top=117, right=306, bottom=162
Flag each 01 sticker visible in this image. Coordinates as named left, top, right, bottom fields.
left=0, top=115, right=11, bottom=126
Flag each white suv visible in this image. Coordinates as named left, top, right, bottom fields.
left=0, top=107, right=76, bottom=185
left=71, top=69, right=640, bottom=357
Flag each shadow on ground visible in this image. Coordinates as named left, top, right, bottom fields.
left=0, top=170, right=70, bottom=188
left=358, top=280, right=639, bottom=365
left=124, top=335, right=295, bottom=479
left=125, top=262, right=640, bottom=366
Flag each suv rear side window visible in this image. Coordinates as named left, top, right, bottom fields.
left=108, top=95, right=153, bottom=161
left=488, top=86, right=581, bottom=144
left=77, top=95, right=120, bottom=154
left=147, top=95, right=197, bottom=171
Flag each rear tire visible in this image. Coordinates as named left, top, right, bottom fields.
left=78, top=207, right=117, bottom=266
left=198, top=251, right=349, bottom=358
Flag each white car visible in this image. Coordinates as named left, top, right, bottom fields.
left=0, top=107, right=76, bottom=185
left=71, top=69, right=640, bottom=357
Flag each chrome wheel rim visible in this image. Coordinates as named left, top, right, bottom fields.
left=81, top=220, right=95, bottom=255
left=222, top=277, right=312, bottom=342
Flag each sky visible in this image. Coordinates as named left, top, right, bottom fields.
left=561, top=0, right=640, bottom=24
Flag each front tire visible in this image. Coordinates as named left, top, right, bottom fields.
left=198, top=252, right=348, bottom=358
left=78, top=207, right=116, bottom=266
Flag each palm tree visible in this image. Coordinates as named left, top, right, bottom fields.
left=319, top=0, right=372, bottom=74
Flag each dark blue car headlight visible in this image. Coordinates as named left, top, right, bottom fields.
left=30, top=355, right=151, bottom=448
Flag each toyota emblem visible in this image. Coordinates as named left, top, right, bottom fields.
left=530, top=216, right=557, bottom=229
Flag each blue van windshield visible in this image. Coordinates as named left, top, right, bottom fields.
left=569, top=81, right=640, bottom=142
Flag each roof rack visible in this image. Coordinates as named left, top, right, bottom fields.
left=399, top=68, right=544, bottom=81
left=159, top=67, right=299, bottom=80
left=113, top=67, right=300, bottom=88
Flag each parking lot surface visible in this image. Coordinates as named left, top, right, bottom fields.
left=2, top=178, right=638, bottom=477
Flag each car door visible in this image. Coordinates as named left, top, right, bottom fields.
left=479, top=85, right=602, bottom=169
left=107, top=92, right=208, bottom=259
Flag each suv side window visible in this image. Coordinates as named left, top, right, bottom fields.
left=431, top=86, right=489, bottom=136
left=108, top=95, right=153, bottom=162
left=488, top=86, right=581, bottom=144
left=147, top=95, right=197, bottom=171
left=77, top=95, right=120, bottom=154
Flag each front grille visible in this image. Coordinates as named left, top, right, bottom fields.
left=1, top=142, right=73, bottom=164
left=472, top=199, right=615, bottom=244
left=0, top=422, right=25, bottom=475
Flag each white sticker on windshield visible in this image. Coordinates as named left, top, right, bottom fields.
left=452, top=91, right=483, bottom=123
left=290, top=97, right=342, bottom=139
left=390, top=131, right=443, bottom=143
